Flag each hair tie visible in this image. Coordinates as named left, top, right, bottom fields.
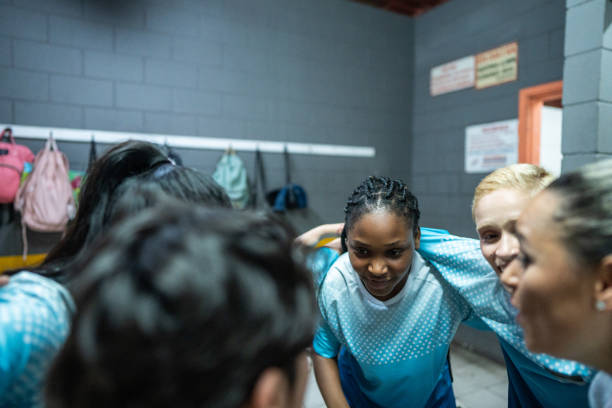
left=152, top=160, right=175, bottom=177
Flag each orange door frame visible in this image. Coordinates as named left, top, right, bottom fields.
left=518, top=80, right=563, bottom=164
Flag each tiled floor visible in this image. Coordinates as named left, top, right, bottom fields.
left=303, top=344, right=509, bottom=408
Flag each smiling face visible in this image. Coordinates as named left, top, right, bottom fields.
left=346, top=210, right=419, bottom=301
left=509, top=191, right=601, bottom=361
left=474, top=188, right=530, bottom=293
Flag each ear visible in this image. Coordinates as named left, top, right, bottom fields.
left=594, top=255, right=612, bottom=311
left=244, top=368, right=289, bottom=408
left=414, top=227, right=421, bottom=250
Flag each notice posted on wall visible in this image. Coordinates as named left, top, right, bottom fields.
left=475, top=42, right=518, bottom=89
left=465, top=119, right=518, bottom=173
left=430, top=56, right=475, bottom=96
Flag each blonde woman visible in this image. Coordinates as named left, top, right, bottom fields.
left=418, top=164, right=593, bottom=407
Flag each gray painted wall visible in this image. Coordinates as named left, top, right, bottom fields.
left=0, top=0, right=414, bottom=251
left=411, top=0, right=565, bottom=239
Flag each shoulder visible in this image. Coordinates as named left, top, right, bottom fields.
left=317, top=253, right=360, bottom=309
left=307, top=247, right=340, bottom=288
left=0, top=271, right=75, bottom=335
left=2, top=271, right=74, bottom=309
left=410, top=252, right=445, bottom=287
left=319, top=253, right=355, bottom=292
left=0, top=272, right=74, bottom=401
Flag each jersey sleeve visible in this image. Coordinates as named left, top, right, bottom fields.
left=313, top=318, right=341, bottom=359
left=0, top=296, right=27, bottom=395
left=418, top=227, right=595, bottom=380
left=418, top=227, right=513, bottom=325
left=0, top=273, right=74, bottom=402
left=306, top=247, right=340, bottom=290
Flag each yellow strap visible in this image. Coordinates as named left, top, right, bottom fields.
left=316, top=237, right=337, bottom=248
left=0, top=254, right=46, bottom=273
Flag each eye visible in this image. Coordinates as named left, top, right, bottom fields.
left=386, top=248, right=404, bottom=258
left=480, top=231, right=500, bottom=243
left=352, top=247, right=369, bottom=257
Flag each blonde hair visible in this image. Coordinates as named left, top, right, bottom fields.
left=472, top=164, right=554, bottom=219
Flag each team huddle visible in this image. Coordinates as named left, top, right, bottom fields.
left=1, top=141, right=611, bottom=408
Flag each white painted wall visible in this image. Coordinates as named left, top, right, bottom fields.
left=540, top=105, right=563, bottom=177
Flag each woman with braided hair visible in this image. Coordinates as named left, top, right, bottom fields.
left=305, top=176, right=473, bottom=408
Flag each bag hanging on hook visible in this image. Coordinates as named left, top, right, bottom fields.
left=213, top=146, right=250, bottom=209
left=0, top=127, right=34, bottom=204
left=265, top=146, right=307, bottom=212
left=14, top=132, right=75, bottom=259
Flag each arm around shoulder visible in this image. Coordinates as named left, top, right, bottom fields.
left=295, top=223, right=344, bottom=248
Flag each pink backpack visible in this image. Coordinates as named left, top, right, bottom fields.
left=14, top=134, right=75, bottom=258
left=0, top=128, right=34, bottom=203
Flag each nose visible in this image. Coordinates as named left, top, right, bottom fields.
left=496, top=232, right=519, bottom=262
left=500, top=258, right=522, bottom=294
left=368, top=259, right=388, bottom=277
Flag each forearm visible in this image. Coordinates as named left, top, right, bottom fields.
left=312, top=352, right=350, bottom=408
left=295, top=223, right=343, bottom=247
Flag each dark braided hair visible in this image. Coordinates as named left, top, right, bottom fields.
left=341, top=176, right=420, bottom=252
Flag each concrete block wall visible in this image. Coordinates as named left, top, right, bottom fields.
left=411, top=0, right=566, bottom=238
left=0, top=0, right=414, bottom=238
left=562, top=0, right=612, bottom=171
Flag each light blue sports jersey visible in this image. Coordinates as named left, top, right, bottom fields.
left=0, top=272, right=75, bottom=407
left=307, top=246, right=340, bottom=290
left=313, top=251, right=470, bottom=408
left=418, top=227, right=593, bottom=406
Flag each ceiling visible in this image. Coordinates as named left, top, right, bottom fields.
left=351, top=0, right=450, bottom=16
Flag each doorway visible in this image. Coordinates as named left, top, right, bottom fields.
left=518, top=80, right=563, bottom=176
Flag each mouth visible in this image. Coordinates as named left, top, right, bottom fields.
left=496, top=262, right=509, bottom=275
left=364, top=278, right=391, bottom=291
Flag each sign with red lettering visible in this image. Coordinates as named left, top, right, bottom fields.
left=430, top=56, right=475, bottom=96
left=476, top=42, right=518, bottom=89
left=465, top=119, right=518, bottom=173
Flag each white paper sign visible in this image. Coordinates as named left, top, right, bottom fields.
left=465, top=119, right=518, bottom=173
left=430, top=56, right=475, bottom=96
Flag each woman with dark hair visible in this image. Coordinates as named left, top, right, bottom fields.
left=38, top=140, right=230, bottom=283
left=0, top=140, right=230, bottom=407
left=40, top=140, right=171, bottom=279
left=46, top=202, right=316, bottom=408
left=309, top=176, right=473, bottom=408
left=510, top=158, right=612, bottom=408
